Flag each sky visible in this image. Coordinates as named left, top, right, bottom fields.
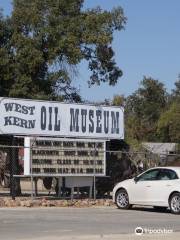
left=0, top=0, right=180, bottom=101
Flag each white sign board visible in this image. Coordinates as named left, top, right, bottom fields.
left=0, top=97, right=124, bottom=139
left=24, top=137, right=106, bottom=176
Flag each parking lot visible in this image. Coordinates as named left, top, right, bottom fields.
left=0, top=206, right=180, bottom=240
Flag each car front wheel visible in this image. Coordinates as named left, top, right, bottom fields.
left=169, top=192, right=180, bottom=214
left=115, top=189, right=131, bottom=209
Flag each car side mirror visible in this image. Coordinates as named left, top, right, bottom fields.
left=134, top=176, right=138, bottom=183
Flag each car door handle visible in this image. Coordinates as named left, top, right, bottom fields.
left=166, top=184, right=172, bottom=187
left=146, top=185, right=151, bottom=187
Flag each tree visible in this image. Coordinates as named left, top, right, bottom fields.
left=157, top=101, right=180, bottom=143
left=171, top=75, right=180, bottom=102
left=156, top=76, right=180, bottom=143
left=0, top=0, right=126, bottom=101
left=112, top=94, right=125, bottom=107
left=125, top=77, right=168, bottom=143
left=0, top=12, right=14, bottom=97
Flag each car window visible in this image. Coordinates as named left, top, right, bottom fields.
left=158, top=169, right=178, bottom=180
left=137, top=169, right=160, bottom=181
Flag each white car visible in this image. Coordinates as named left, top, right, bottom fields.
left=113, top=167, right=180, bottom=214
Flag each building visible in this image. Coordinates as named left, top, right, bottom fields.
left=142, top=142, right=179, bottom=165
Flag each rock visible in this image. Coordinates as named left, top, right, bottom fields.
left=62, top=200, right=69, bottom=207
left=89, top=200, right=96, bottom=206
left=82, top=200, right=88, bottom=206
left=0, top=199, right=5, bottom=207
left=4, top=199, right=16, bottom=207
left=55, top=200, right=63, bottom=207
left=45, top=201, right=55, bottom=207
left=32, top=200, right=41, bottom=207
left=25, top=200, right=33, bottom=207
left=0, top=197, right=114, bottom=208
left=20, top=201, right=26, bottom=207
left=42, top=202, right=47, bottom=207
left=104, top=201, right=110, bottom=206
left=98, top=199, right=104, bottom=205
left=15, top=200, right=21, bottom=207
left=67, top=201, right=74, bottom=207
